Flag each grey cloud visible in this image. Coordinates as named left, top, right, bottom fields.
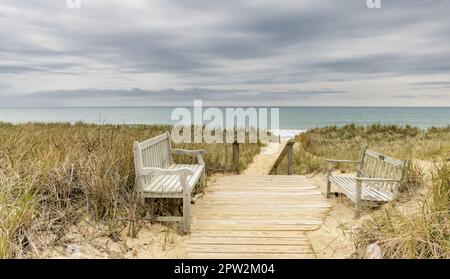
left=409, top=81, right=450, bottom=90
left=393, top=93, right=450, bottom=99
left=0, top=63, right=80, bottom=74
left=408, top=81, right=450, bottom=92
left=410, top=81, right=450, bottom=86
left=311, top=53, right=450, bottom=75
left=2, top=88, right=348, bottom=106
left=0, top=65, right=42, bottom=74
left=0, top=0, right=450, bottom=105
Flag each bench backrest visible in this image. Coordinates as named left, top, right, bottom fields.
left=358, top=147, right=406, bottom=193
left=133, top=132, right=173, bottom=191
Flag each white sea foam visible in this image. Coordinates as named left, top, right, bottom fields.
left=270, top=129, right=306, bottom=140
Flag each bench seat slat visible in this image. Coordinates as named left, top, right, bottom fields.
left=143, top=164, right=204, bottom=196
left=169, top=164, right=204, bottom=188
left=147, top=174, right=179, bottom=193
left=329, top=176, right=394, bottom=202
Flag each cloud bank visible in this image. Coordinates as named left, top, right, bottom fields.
left=0, top=0, right=449, bottom=106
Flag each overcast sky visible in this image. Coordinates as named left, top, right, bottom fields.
left=1, top=0, right=450, bottom=106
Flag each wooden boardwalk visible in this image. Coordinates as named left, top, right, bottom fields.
left=187, top=175, right=331, bottom=259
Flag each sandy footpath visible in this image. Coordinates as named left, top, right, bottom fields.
left=242, top=141, right=286, bottom=175
left=306, top=174, right=359, bottom=258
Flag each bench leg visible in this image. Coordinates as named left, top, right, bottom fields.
left=355, top=180, right=362, bottom=218
left=182, top=190, right=192, bottom=233
left=326, top=180, right=331, bottom=198
left=326, top=164, right=332, bottom=198
left=201, top=171, right=206, bottom=192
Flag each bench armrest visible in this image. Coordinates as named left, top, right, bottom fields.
left=326, top=159, right=361, bottom=164
left=356, top=177, right=401, bottom=182
left=172, top=149, right=207, bottom=165
left=172, top=149, right=207, bottom=155
left=139, top=167, right=193, bottom=176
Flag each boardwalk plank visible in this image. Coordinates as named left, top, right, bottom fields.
left=190, top=230, right=309, bottom=238
left=188, top=253, right=316, bottom=259
left=189, top=237, right=311, bottom=245
left=188, top=244, right=314, bottom=254
left=186, top=175, right=330, bottom=259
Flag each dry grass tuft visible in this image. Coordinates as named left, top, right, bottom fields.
left=351, top=162, right=449, bottom=259
left=292, top=124, right=450, bottom=174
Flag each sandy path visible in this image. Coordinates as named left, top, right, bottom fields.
left=242, top=141, right=287, bottom=175
left=306, top=174, right=359, bottom=258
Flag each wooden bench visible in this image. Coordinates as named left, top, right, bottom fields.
left=326, top=146, right=406, bottom=217
left=133, top=132, right=206, bottom=233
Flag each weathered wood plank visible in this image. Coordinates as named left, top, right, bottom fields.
left=193, top=213, right=330, bottom=220
left=188, top=237, right=311, bottom=245
left=218, top=175, right=309, bottom=180
left=202, top=192, right=324, bottom=198
left=196, top=203, right=331, bottom=209
left=187, top=252, right=315, bottom=259
left=188, top=244, right=314, bottom=254
left=186, top=175, right=329, bottom=259
left=198, top=198, right=327, bottom=204
left=206, top=188, right=318, bottom=193
left=190, top=230, right=309, bottom=238
left=191, top=224, right=322, bottom=231
left=233, top=141, right=239, bottom=174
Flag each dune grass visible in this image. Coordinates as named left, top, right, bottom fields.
left=292, top=124, right=450, bottom=174
left=0, top=122, right=262, bottom=258
left=287, top=124, right=449, bottom=259
left=351, top=162, right=449, bottom=259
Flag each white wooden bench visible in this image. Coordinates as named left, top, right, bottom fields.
left=133, top=132, right=206, bottom=233
left=326, top=146, right=406, bottom=217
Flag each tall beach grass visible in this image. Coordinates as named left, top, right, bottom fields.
left=0, top=122, right=261, bottom=258
left=287, top=124, right=449, bottom=258
left=293, top=124, right=450, bottom=174
left=351, top=161, right=449, bottom=259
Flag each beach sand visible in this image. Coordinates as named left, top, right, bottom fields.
left=44, top=221, right=189, bottom=259
left=306, top=174, right=359, bottom=258
left=242, top=141, right=286, bottom=175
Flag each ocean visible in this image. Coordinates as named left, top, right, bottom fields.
left=0, top=107, right=449, bottom=130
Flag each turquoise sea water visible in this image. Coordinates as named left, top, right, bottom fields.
left=0, top=107, right=449, bottom=130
